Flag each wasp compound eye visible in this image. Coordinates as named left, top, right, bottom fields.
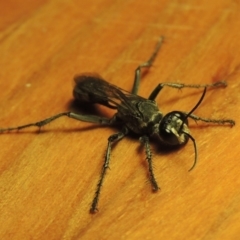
left=159, top=111, right=189, bottom=146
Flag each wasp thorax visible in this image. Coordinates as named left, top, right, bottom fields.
left=159, top=111, right=190, bottom=146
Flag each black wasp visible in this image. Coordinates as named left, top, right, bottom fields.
left=0, top=37, right=235, bottom=213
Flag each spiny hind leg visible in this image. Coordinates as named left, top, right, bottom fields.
left=148, top=81, right=227, bottom=100
left=140, top=135, right=159, bottom=192
left=131, top=36, right=164, bottom=95
left=90, top=127, right=128, bottom=213
left=0, top=112, right=118, bottom=133
left=186, top=113, right=235, bottom=126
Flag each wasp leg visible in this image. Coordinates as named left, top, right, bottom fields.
left=140, top=135, right=159, bottom=192
left=131, top=36, right=164, bottom=95
left=186, top=113, right=235, bottom=126
left=0, top=112, right=117, bottom=133
left=90, top=127, right=129, bottom=213
left=148, top=81, right=227, bottom=100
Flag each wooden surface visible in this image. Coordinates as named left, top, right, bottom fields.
left=0, top=0, right=240, bottom=239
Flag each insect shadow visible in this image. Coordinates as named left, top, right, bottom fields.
left=0, top=36, right=235, bottom=213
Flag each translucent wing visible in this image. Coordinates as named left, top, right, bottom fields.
left=73, top=73, right=146, bottom=113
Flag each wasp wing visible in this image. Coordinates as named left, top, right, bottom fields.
left=73, top=74, right=146, bottom=114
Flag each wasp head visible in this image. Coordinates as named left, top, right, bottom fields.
left=158, top=111, right=189, bottom=146
left=156, top=87, right=208, bottom=171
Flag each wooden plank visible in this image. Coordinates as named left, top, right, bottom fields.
left=0, top=0, right=240, bottom=239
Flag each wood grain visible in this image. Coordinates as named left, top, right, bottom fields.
left=0, top=0, right=240, bottom=239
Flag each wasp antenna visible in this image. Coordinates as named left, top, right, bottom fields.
left=183, top=132, right=198, bottom=171
left=187, top=87, right=207, bottom=117
left=180, top=87, right=207, bottom=132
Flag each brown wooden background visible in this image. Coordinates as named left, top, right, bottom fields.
left=0, top=0, right=240, bottom=239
